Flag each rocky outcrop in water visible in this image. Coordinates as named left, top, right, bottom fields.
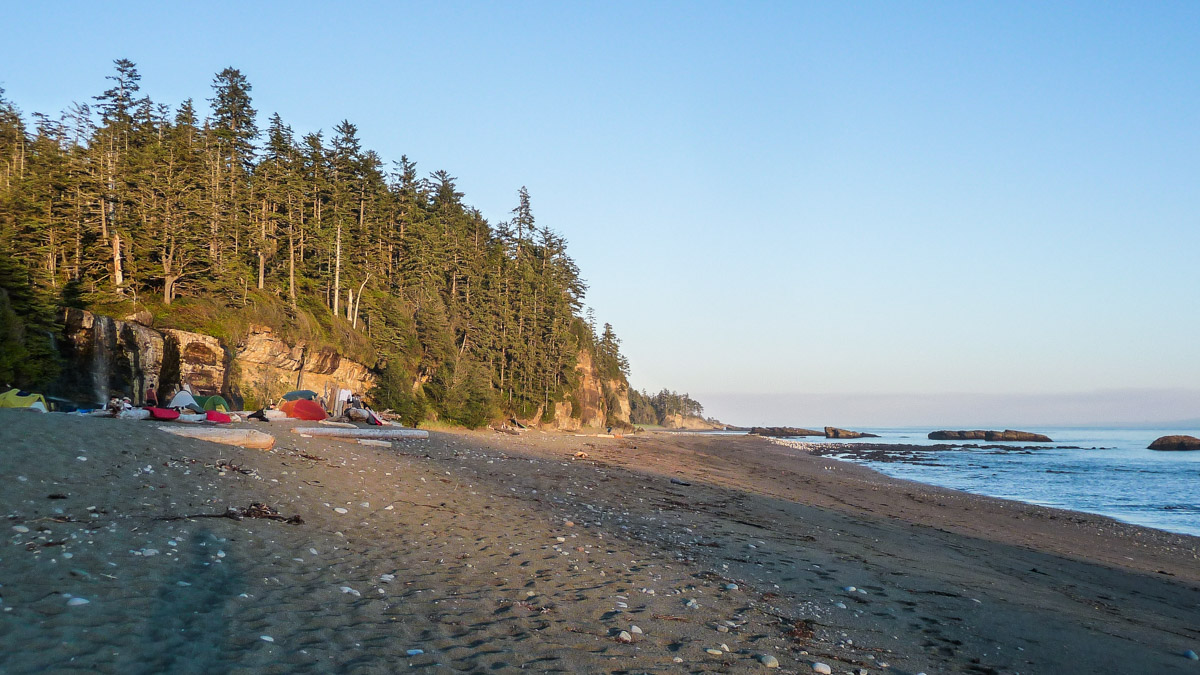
left=825, top=427, right=880, bottom=439
left=1148, top=435, right=1200, bottom=451
left=750, top=427, right=824, bottom=437
left=929, top=429, right=1052, bottom=442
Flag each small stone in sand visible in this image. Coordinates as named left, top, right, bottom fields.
left=673, top=657, right=684, bottom=663
left=380, top=574, right=395, bottom=583
left=724, top=583, right=739, bottom=590
left=617, top=630, right=633, bottom=643
left=843, top=586, right=856, bottom=592
left=719, top=643, right=730, bottom=652
left=705, top=648, right=724, bottom=656
left=1184, top=650, right=1199, bottom=660
left=12, top=525, right=29, bottom=533
left=759, top=654, right=780, bottom=668
left=340, top=586, right=361, bottom=597
left=406, top=649, right=424, bottom=656
left=717, top=625, right=729, bottom=633
left=67, top=597, right=90, bottom=606
left=630, top=625, right=643, bottom=634
left=260, top=635, right=274, bottom=642
left=333, top=507, right=349, bottom=514
left=813, top=663, right=832, bottom=674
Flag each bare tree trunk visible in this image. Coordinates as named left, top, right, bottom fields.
left=112, top=231, right=124, bottom=292
left=333, top=221, right=342, bottom=315
left=352, top=274, right=369, bottom=329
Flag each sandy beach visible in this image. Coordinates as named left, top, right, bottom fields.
left=1, top=410, right=1198, bottom=674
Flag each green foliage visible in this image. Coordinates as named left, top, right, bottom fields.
left=628, top=387, right=704, bottom=425
left=0, top=59, right=631, bottom=427
left=369, top=361, right=428, bottom=427
left=0, top=255, right=61, bottom=388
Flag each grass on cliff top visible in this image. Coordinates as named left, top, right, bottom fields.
left=92, top=292, right=376, bottom=366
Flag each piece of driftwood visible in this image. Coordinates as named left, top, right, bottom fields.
left=157, top=502, right=302, bottom=524
left=156, top=425, right=276, bottom=449
left=290, top=426, right=429, bottom=439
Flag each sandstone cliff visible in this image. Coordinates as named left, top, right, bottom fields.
left=57, top=309, right=374, bottom=408
left=661, top=413, right=720, bottom=430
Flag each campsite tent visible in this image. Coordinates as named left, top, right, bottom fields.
left=280, top=398, right=326, bottom=421
left=167, top=391, right=204, bottom=412
left=0, top=389, right=48, bottom=411
left=197, top=395, right=230, bottom=412
left=281, top=390, right=319, bottom=401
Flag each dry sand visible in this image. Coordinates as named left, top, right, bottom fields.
left=1, top=410, right=1197, bottom=674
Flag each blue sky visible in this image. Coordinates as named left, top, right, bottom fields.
left=3, top=2, right=1197, bottom=425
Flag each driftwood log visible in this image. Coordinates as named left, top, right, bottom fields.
left=156, top=425, right=276, bottom=449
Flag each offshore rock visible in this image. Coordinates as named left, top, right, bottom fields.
left=750, top=427, right=824, bottom=437
left=825, top=427, right=880, bottom=439
left=1148, top=435, right=1200, bottom=451
left=929, top=429, right=1053, bottom=442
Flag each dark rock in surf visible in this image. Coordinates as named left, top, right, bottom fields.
left=824, top=427, right=879, bottom=439
left=750, top=427, right=824, bottom=437
left=1148, top=435, right=1200, bottom=451
left=929, top=429, right=1052, bottom=442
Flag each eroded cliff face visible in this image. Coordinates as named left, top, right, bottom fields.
left=604, top=377, right=632, bottom=425
left=57, top=310, right=374, bottom=408
left=60, top=308, right=165, bottom=406
left=529, top=349, right=632, bottom=431
left=235, top=326, right=374, bottom=406
left=661, top=413, right=719, bottom=430
left=162, top=329, right=225, bottom=397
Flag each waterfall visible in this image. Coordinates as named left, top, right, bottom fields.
left=92, top=315, right=114, bottom=406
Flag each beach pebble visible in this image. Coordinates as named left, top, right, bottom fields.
left=380, top=574, right=395, bottom=583
left=812, top=663, right=833, bottom=674
left=66, top=597, right=90, bottom=606
left=724, top=583, right=739, bottom=591
left=333, top=507, right=349, bottom=514
left=630, top=625, right=642, bottom=634
left=617, top=630, right=633, bottom=643
left=717, top=625, right=729, bottom=633
left=340, top=586, right=361, bottom=597
left=705, top=648, right=724, bottom=656
left=12, top=525, right=29, bottom=533
left=260, top=635, right=274, bottom=642
left=760, top=654, right=780, bottom=668
left=719, top=643, right=730, bottom=652
left=843, top=586, right=856, bottom=592
left=406, top=649, right=424, bottom=656
left=834, top=602, right=847, bottom=609
left=673, top=657, right=684, bottom=663
left=1184, top=650, right=1199, bottom=660
left=685, top=599, right=699, bottom=608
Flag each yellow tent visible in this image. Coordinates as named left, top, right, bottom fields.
left=0, top=388, right=48, bottom=411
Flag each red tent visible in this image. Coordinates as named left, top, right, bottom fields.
left=281, top=398, right=326, bottom=421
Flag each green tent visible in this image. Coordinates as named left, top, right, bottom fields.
left=196, top=395, right=230, bottom=412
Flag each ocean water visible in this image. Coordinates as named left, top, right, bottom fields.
left=790, top=427, right=1200, bottom=538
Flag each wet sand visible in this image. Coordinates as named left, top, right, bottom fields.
left=1, top=411, right=1197, bottom=673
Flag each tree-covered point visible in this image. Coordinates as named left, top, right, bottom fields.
left=0, top=61, right=635, bottom=426
left=628, top=388, right=705, bottom=426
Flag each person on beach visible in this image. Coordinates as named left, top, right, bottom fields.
left=145, top=381, right=158, bottom=407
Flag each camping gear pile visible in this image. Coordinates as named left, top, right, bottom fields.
left=0, top=388, right=48, bottom=412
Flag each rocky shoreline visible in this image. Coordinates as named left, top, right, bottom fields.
left=2, top=412, right=1197, bottom=673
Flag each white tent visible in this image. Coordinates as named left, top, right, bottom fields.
left=167, top=390, right=203, bottom=412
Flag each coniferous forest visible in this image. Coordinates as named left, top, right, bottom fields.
left=0, top=60, right=654, bottom=427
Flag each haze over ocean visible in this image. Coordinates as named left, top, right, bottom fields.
left=3, top=2, right=1196, bottom=425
